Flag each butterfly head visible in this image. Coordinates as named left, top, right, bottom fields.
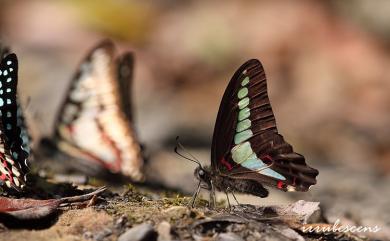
left=174, top=137, right=213, bottom=189
left=194, top=165, right=212, bottom=190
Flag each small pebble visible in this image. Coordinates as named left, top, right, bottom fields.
left=95, top=228, right=113, bottom=241
left=283, top=200, right=321, bottom=224
left=115, top=215, right=128, bottom=228
left=83, top=231, right=93, bottom=239
left=118, top=223, right=157, bottom=241
left=216, top=232, right=244, bottom=241
left=157, top=221, right=172, bottom=241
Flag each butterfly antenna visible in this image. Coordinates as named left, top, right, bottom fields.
left=174, top=136, right=202, bottom=167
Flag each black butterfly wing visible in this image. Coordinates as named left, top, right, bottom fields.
left=0, top=53, right=29, bottom=190
left=16, top=98, right=32, bottom=156
left=2, top=44, right=32, bottom=160
left=53, top=40, right=144, bottom=181
left=211, top=59, right=318, bottom=192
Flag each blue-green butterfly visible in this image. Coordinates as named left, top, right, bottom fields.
left=190, top=59, right=319, bottom=206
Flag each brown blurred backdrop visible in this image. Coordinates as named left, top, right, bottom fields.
left=0, top=1, right=389, bottom=237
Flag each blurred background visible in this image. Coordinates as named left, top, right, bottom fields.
left=0, top=0, right=389, bottom=239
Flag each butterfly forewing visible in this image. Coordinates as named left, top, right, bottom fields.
left=0, top=53, right=29, bottom=190
left=54, top=40, right=144, bottom=181
left=211, top=59, right=318, bottom=192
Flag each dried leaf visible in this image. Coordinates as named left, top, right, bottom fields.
left=0, top=187, right=106, bottom=221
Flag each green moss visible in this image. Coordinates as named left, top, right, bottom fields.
left=100, top=186, right=233, bottom=228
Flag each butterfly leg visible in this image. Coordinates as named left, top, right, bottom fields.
left=224, top=191, right=231, bottom=210
left=231, top=191, right=240, bottom=205
left=209, top=180, right=216, bottom=209
left=189, top=180, right=201, bottom=208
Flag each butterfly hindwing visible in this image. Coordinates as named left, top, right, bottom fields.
left=54, top=40, right=144, bottom=181
left=0, top=53, right=28, bottom=190
left=117, top=53, right=134, bottom=122
left=16, top=98, right=32, bottom=156
left=211, top=59, right=318, bottom=192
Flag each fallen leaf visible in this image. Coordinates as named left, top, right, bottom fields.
left=0, top=187, right=106, bottom=221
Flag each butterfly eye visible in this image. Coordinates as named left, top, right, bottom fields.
left=198, top=169, right=204, bottom=176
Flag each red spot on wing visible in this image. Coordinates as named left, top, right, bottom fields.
left=96, top=121, right=122, bottom=172
left=220, top=157, right=233, bottom=171
left=277, top=181, right=284, bottom=189
left=67, top=125, right=74, bottom=134
left=262, top=155, right=273, bottom=165
left=0, top=154, right=14, bottom=183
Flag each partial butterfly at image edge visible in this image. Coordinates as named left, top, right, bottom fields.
left=0, top=53, right=30, bottom=191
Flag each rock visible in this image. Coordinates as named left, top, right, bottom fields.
left=115, top=216, right=128, bottom=229
left=216, top=233, right=244, bottom=241
left=277, top=227, right=305, bottom=241
left=280, top=200, right=322, bottom=224
left=82, top=231, right=93, bottom=239
left=157, top=221, right=172, bottom=241
left=94, top=228, right=113, bottom=241
left=118, top=223, right=157, bottom=241
left=162, top=206, right=189, bottom=219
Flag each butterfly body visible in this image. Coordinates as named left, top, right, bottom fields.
left=53, top=40, right=144, bottom=181
left=191, top=59, right=318, bottom=205
left=194, top=166, right=269, bottom=198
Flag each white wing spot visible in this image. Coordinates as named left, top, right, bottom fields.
left=6, top=61, right=12, bottom=65
left=3, top=70, right=8, bottom=76
left=13, top=177, right=20, bottom=187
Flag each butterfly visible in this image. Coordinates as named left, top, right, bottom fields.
left=0, top=52, right=30, bottom=190
left=188, top=59, right=319, bottom=207
left=1, top=45, right=32, bottom=161
left=51, top=40, right=144, bottom=181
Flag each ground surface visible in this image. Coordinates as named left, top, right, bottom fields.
left=0, top=182, right=386, bottom=241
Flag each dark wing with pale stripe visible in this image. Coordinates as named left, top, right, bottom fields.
left=53, top=40, right=144, bottom=181
left=0, top=53, right=29, bottom=190
left=211, top=59, right=318, bottom=192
